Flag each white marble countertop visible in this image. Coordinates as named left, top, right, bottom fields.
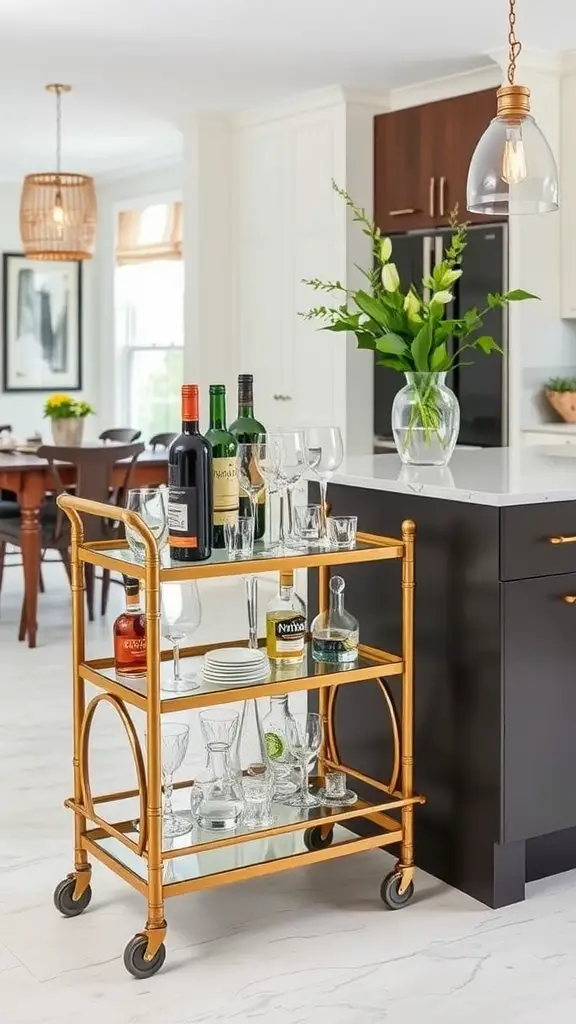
left=330, top=447, right=576, bottom=506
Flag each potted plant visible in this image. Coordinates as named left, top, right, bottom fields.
left=544, top=377, right=576, bottom=423
left=302, top=183, right=537, bottom=466
left=43, top=394, right=95, bottom=446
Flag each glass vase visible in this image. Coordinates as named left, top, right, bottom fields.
left=392, top=372, right=460, bottom=467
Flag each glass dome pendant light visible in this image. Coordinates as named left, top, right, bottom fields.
left=19, top=84, right=97, bottom=260
left=466, top=0, right=559, bottom=216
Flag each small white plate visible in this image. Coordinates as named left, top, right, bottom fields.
left=205, top=648, right=267, bottom=667
left=198, top=670, right=269, bottom=688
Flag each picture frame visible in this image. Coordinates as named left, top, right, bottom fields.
left=2, top=252, right=82, bottom=393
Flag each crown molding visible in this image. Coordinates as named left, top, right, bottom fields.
left=95, top=154, right=183, bottom=187
left=233, top=85, right=390, bottom=128
left=390, top=63, right=500, bottom=110
left=488, top=47, right=563, bottom=75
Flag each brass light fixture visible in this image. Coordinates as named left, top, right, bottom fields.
left=19, top=84, right=97, bottom=260
left=466, top=0, right=559, bottom=215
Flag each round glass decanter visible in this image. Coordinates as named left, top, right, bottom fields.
left=311, top=576, right=359, bottom=664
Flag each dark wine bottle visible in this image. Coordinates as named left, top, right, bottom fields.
left=229, top=374, right=266, bottom=541
left=167, top=384, right=213, bottom=561
left=205, top=384, right=239, bottom=549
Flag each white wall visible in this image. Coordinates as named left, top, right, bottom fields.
left=0, top=182, right=96, bottom=439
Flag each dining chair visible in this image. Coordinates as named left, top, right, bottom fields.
left=0, top=442, right=144, bottom=636
left=100, top=427, right=142, bottom=443
left=149, top=432, right=177, bottom=450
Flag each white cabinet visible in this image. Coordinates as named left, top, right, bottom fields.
left=561, top=69, right=576, bottom=318
left=523, top=426, right=576, bottom=445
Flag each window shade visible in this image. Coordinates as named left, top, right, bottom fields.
left=116, top=201, right=182, bottom=265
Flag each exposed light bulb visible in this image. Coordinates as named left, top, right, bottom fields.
left=53, top=189, right=65, bottom=239
left=501, top=126, right=528, bottom=185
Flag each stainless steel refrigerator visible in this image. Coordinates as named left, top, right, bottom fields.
left=374, top=223, right=508, bottom=449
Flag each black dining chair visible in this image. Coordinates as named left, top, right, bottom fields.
left=99, top=428, right=142, bottom=443
left=0, top=442, right=144, bottom=636
left=0, top=424, right=19, bottom=516
left=149, top=432, right=177, bottom=450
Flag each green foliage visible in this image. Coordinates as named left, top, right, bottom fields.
left=300, top=184, right=539, bottom=374
left=545, top=376, right=576, bottom=393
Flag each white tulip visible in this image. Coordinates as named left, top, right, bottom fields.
left=381, top=262, right=400, bottom=292
left=442, top=268, right=462, bottom=286
left=403, top=291, right=421, bottom=319
left=431, top=290, right=453, bottom=304
left=379, top=237, right=393, bottom=263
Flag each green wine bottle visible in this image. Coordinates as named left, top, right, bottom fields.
left=205, top=385, right=239, bottom=549
left=229, top=374, right=266, bottom=541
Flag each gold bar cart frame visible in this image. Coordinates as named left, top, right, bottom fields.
left=56, top=493, right=423, bottom=975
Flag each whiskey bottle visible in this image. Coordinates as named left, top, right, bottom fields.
left=266, top=570, right=306, bottom=664
left=113, top=577, right=146, bottom=678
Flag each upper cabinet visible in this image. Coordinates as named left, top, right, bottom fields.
left=374, top=89, right=498, bottom=235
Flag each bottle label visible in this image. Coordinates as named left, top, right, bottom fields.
left=213, top=457, right=239, bottom=527
left=265, top=731, right=285, bottom=760
left=268, top=614, right=306, bottom=656
left=117, top=637, right=146, bottom=654
left=167, top=485, right=198, bottom=548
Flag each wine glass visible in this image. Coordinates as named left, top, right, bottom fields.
left=254, top=435, right=284, bottom=552
left=284, top=712, right=323, bottom=808
left=161, top=581, right=202, bottom=692
left=271, top=429, right=308, bottom=548
left=125, top=487, right=168, bottom=561
left=236, top=443, right=266, bottom=536
left=145, top=721, right=191, bottom=838
left=304, top=427, right=344, bottom=545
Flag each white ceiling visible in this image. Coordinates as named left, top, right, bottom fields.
left=0, top=0, right=574, bottom=180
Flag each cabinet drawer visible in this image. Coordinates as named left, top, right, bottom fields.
left=501, top=502, right=576, bottom=580
left=503, top=573, right=576, bottom=841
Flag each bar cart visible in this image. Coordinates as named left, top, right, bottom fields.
left=54, top=494, right=424, bottom=978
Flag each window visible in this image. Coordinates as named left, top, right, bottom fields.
left=114, top=201, right=183, bottom=441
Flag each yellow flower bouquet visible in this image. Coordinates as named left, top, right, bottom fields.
left=43, top=394, right=95, bottom=421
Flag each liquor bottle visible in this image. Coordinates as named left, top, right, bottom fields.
left=205, top=384, right=239, bottom=549
left=229, top=373, right=266, bottom=541
left=311, top=576, right=359, bottom=664
left=266, top=570, right=306, bottom=664
left=113, top=577, right=146, bottom=678
left=167, top=384, right=213, bottom=561
left=261, top=695, right=298, bottom=796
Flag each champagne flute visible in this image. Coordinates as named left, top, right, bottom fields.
left=254, top=436, right=284, bottom=552
left=304, top=427, right=344, bottom=545
left=284, top=712, right=323, bottom=808
left=125, top=487, right=168, bottom=561
left=236, top=443, right=266, bottom=537
left=161, top=581, right=202, bottom=692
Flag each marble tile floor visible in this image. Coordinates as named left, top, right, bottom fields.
left=1, top=565, right=576, bottom=1023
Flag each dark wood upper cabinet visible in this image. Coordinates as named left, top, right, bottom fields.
left=374, top=89, right=498, bottom=235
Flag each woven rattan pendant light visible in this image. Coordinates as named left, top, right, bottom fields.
left=19, top=84, right=97, bottom=260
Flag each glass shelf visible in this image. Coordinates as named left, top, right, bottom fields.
left=79, top=535, right=403, bottom=581
left=82, top=642, right=402, bottom=710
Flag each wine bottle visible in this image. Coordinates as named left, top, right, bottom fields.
left=167, top=384, right=213, bottom=561
left=205, top=384, right=239, bottom=549
left=229, top=374, right=266, bottom=541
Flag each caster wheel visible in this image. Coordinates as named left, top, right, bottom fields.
left=123, top=934, right=166, bottom=979
left=303, top=826, right=334, bottom=852
left=53, top=876, right=92, bottom=918
left=380, top=871, right=414, bottom=910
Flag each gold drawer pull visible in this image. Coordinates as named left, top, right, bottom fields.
left=388, top=208, right=417, bottom=216
left=549, top=535, right=576, bottom=544
left=563, top=596, right=576, bottom=604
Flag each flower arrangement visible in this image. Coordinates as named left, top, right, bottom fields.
left=544, top=377, right=576, bottom=424
left=301, top=182, right=538, bottom=464
left=43, top=394, right=94, bottom=420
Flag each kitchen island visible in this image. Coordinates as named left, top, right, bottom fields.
left=313, top=447, right=576, bottom=908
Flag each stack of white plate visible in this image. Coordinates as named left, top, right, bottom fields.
left=201, top=647, right=270, bottom=687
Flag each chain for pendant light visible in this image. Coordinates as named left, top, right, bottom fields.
left=507, top=0, right=522, bottom=86
left=55, top=85, right=62, bottom=174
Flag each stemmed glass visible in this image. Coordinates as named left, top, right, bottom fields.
left=304, top=427, right=344, bottom=546
left=125, top=487, right=168, bottom=561
left=236, top=443, right=266, bottom=536
left=264, top=430, right=308, bottom=550
left=161, top=581, right=202, bottom=692
left=284, top=712, right=323, bottom=809
left=145, top=721, right=191, bottom=838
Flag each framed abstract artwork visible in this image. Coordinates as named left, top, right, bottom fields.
left=2, top=252, right=82, bottom=392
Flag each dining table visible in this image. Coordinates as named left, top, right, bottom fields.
left=0, top=448, right=168, bottom=648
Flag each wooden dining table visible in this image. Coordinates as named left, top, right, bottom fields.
left=0, top=448, right=168, bottom=648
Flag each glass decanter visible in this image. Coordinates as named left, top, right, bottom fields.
left=191, top=710, right=244, bottom=831
left=261, top=695, right=298, bottom=797
left=311, top=575, right=359, bottom=664
left=231, top=698, right=268, bottom=777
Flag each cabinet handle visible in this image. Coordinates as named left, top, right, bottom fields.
left=439, top=176, right=446, bottom=216
left=563, top=596, right=576, bottom=604
left=429, top=177, right=435, bottom=218
left=388, top=208, right=417, bottom=216
left=273, top=394, right=292, bottom=401
left=549, top=535, right=576, bottom=544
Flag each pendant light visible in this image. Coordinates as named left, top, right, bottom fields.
left=19, top=84, right=97, bottom=260
left=466, top=0, right=559, bottom=216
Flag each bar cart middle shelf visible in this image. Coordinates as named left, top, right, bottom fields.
left=54, top=494, right=423, bottom=979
